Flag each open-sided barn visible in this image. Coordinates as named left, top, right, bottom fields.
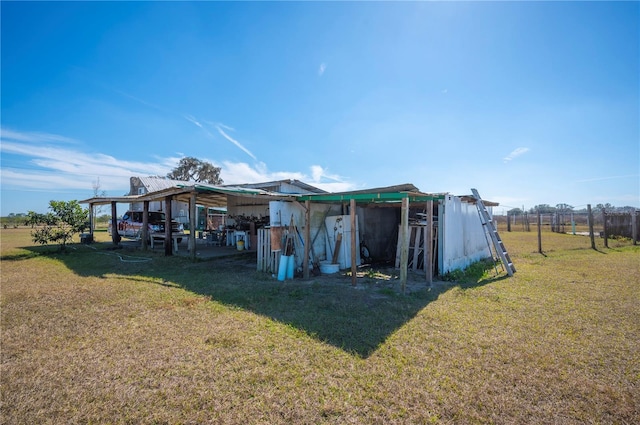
left=82, top=178, right=505, bottom=288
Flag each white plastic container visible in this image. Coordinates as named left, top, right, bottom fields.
left=319, top=260, right=339, bottom=274
left=277, top=255, right=289, bottom=281
left=286, top=255, right=294, bottom=279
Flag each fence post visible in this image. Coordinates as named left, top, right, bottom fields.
left=587, top=204, right=596, bottom=250
left=602, top=210, right=608, bottom=248
left=507, top=212, right=511, bottom=232
left=633, top=209, right=638, bottom=246
left=537, top=209, right=542, bottom=254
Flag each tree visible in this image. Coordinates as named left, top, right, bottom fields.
left=167, top=157, right=223, bottom=184
left=531, top=204, right=556, bottom=214
left=555, top=203, right=574, bottom=212
left=594, top=203, right=613, bottom=213
left=91, top=177, right=107, bottom=230
left=26, top=200, right=89, bottom=251
left=25, top=211, right=50, bottom=228
left=508, top=208, right=523, bottom=216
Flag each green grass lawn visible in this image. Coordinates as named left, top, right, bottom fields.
left=1, top=228, right=638, bottom=424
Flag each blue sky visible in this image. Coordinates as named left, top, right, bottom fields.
left=1, top=1, right=638, bottom=216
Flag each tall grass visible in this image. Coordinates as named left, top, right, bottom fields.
left=1, top=228, right=638, bottom=424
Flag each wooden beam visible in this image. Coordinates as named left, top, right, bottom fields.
left=164, top=196, right=173, bottom=256
left=425, top=200, right=433, bottom=285
left=632, top=209, right=638, bottom=245
left=141, top=201, right=149, bottom=251
left=293, top=200, right=308, bottom=213
left=399, top=197, right=409, bottom=293
left=88, top=203, right=94, bottom=236
left=110, top=202, right=121, bottom=245
left=537, top=208, right=542, bottom=254
left=303, top=200, right=310, bottom=279
left=587, top=204, right=596, bottom=250
left=296, top=192, right=446, bottom=203
left=190, top=193, right=197, bottom=261
left=350, top=198, right=357, bottom=286
left=602, top=210, right=609, bottom=249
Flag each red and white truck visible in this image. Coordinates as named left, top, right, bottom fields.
left=108, top=211, right=184, bottom=242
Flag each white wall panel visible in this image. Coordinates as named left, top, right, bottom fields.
left=440, top=195, right=491, bottom=274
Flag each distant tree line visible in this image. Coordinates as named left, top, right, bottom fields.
left=506, top=203, right=637, bottom=216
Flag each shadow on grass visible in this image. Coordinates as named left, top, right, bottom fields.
left=13, top=242, right=501, bottom=358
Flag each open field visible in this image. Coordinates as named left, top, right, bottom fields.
left=1, top=228, right=639, bottom=424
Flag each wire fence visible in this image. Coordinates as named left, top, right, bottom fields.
left=494, top=209, right=639, bottom=249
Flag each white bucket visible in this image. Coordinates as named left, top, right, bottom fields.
left=319, top=260, right=339, bottom=274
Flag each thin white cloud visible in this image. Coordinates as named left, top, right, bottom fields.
left=503, top=147, right=530, bottom=163
left=309, top=165, right=344, bottom=183
left=574, top=174, right=639, bottom=183
left=311, top=165, right=324, bottom=182
left=186, top=118, right=255, bottom=161
left=0, top=128, right=178, bottom=192
left=184, top=115, right=220, bottom=140
left=1, top=127, right=79, bottom=144
left=221, top=161, right=304, bottom=184
left=114, top=89, right=168, bottom=114
left=1, top=127, right=358, bottom=204
left=318, top=63, right=327, bottom=76
left=216, top=122, right=235, bottom=132
left=309, top=165, right=357, bottom=192
left=313, top=181, right=356, bottom=193
left=215, top=125, right=258, bottom=161
left=220, top=162, right=357, bottom=193
left=184, top=114, right=203, bottom=128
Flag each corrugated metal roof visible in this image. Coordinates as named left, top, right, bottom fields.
left=83, top=177, right=497, bottom=208
left=295, top=184, right=448, bottom=203
left=229, top=179, right=327, bottom=194
left=136, top=176, right=188, bottom=193
left=79, top=195, right=140, bottom=205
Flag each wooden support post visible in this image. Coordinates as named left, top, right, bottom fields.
left=537, top=208, right=542, bottom=254
left=89, top=203, right=94, bottom=233
left=110, top=202, right=121, bottom=245
left=587, top=204, right=596, bottom=250
left=602, top=210, right=609, bottom=249
left=409, top=227, right=419, bottom=271
left=632, top=209, right=638, bottom=245
left=425, top=200, right=433, bottom=285
left=303, top=200, right=310, bottom=280
left=189, top=193, right=197, bottom=261
left=399, top=197, right=409, bottom=293
left=164, top=196, right=173, bottom=256
left=350, top=198, right=357, bottom=286
left=88, top=203, right=94, bottom=236
left=141, top=201, right=149, bottom=251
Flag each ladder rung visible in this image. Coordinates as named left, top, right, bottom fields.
left=473, top=188, right=515, bottom=276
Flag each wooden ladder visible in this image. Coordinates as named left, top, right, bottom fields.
left=471, top=188, right=516, bottom=276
